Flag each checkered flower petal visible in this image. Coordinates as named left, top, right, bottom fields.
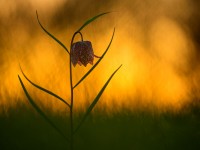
left=71, top=41, right=95, bottom=67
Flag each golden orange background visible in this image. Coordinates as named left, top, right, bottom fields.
left=0, top=0, right=200, bottom=114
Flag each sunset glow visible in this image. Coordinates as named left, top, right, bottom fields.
left=0, top=0, right=199, bottom=114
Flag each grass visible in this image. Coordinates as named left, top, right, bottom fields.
left=13, top=11, right=200, bottom=150
left=0, top=102, right=200, bottom=150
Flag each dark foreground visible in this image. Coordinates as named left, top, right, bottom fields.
left=0, top=103, right=200, bottom=150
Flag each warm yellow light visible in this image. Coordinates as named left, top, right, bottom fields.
left=0, top=0, right=198, bottom=114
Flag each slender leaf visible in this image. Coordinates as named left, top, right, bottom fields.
left=19, top=65, right=70, bottom=108
left=74, top=64, right=122, bottom=134
left=18, top=75, right=69, bottom=141
left=73, top=28, right=115, bottom=89
left=77, top=12, right=111, bottom=32
left=36, top=11, right=69, bottom=54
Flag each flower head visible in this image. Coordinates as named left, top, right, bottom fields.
left=71, top=41, right=95, bottom=67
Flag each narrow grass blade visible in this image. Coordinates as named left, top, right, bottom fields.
left=73, top=28, right=115, bottom=89
left=18, top=75, right=70, bottom=141
left=19, top=66, right=70, bottom=108
left=77, top=12, right=111, bottom=32
left=74, top=64, right=122, bottom=134
left=36, top=11, right=69, bottom=54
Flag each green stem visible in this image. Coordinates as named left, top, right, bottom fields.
left=69, top=31, right=82, bottom=150
left=69, top=57, right=73, bottom=150
left=69, top=40, right=73, bottom=150
left=69, top=66, right=73, bottom=150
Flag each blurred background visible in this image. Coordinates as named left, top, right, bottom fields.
left=1, top=0, right=200, bottom=150
left=1, top=0, right=200, bottom=113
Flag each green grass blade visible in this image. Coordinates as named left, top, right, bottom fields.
left=77, top=12, right=111, bottom=32
left=19, top=66, right=70, bottom=108
left=74, top=64, right=122, bottom=134
left=73, top=28, right=115, bottom=89
left=36, top=11, right=69, bottom=54
left=18, top=75, right=70, bottom=141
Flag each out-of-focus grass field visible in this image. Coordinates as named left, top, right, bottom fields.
left=0, top=102, right=200, bottom=150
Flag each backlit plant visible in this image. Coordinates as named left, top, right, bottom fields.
left=18, top=11, right=122, bottom=150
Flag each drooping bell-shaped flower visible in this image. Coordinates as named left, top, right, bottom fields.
left=71, top=41, right=95, bottom=67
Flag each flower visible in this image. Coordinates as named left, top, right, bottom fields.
left=71, top=41, right=95, bottom=67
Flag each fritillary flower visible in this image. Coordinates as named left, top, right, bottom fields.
left=71, top=41, right=96, bottom=67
